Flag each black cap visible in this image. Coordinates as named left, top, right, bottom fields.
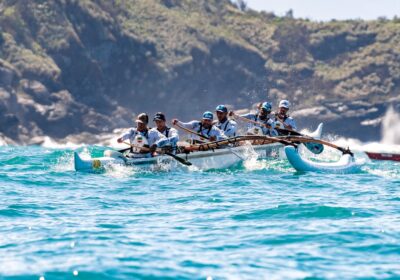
left=153, top=112, right=166, bottom=121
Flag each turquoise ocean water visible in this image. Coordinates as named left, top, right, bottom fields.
left=0, top=145, right=399, bottom=279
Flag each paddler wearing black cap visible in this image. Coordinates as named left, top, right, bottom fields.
left=215, top=105, right=237, bottom=138
left=172, top=111, right=227, bottom=142
left=150, top=112, right=179, bottom=148
left=117, top=113, right=165, bottom=157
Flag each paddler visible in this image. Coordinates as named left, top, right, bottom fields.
left=230, top=102, right=277, bottom=136
left=214, top=105, right=237, bottom=138
left=172, top=111, right=227, bottom=143
left=117, top=113, right=165, bottom=157
left=274, top=100, right=297, bottom=132
left=150, top=112, right=179, bottom=148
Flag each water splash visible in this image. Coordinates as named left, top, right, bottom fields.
left=241, top=141, right=262, bottom=170
left=41, top=136, right=85, bottom=149
left=103, top=162, right=138, bottom=178
left=333, top=137, right=400, bottom=155
left=0, top=137, right=8, bottom=147
left=53, top=151, right=75, bottom=172
left=381, top=105, right=400, bottom=145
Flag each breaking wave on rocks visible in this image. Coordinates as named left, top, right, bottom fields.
left=382, top=105, right=400, bottom=145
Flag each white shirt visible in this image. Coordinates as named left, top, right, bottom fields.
left=240, top=113, right=278, bottom=136
left=215, top=119, right=237, bottom=138
left=178, top=121, right=227, bottom=141
left=150, top=127, right=179, bottom=147
left=273, top=113, right=297, bottom=132
left=119, top=127, right=165, bottom=146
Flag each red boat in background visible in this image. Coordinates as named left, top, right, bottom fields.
left=366, top=152, right=400, bottom=162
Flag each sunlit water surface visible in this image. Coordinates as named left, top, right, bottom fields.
left=0, top=146, right=399, bottom=279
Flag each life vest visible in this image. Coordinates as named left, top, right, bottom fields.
left=274, top=113, right=288, bottom=129
left=164, top=127, right=170, bottom=138
left=254, top=114, right=270, bottom=123
left=131, top=130, right=149, bottom=153
left=197, top=123, right=212, bottom=140
left=217, top=119, right=229, bottom=131
left=217, top=119, right=236, bottom=137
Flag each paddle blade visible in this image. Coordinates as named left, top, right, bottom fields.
left=164, top=152, right=192, bottom=166
left=118, top=147, right=131, bottom=153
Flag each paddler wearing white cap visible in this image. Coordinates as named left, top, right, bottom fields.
left=172, top=111, right=227, bottom=142
left=274, top=100, right=297, bottom=131
left=117, top=113, right=165, bottom=156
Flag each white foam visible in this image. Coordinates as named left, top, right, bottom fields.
left=39, top=129, right=128, bottom=150
left=53, top=152, right=75, bottom=172
left=103, top=162, right=137, bottom=178
left=241, top=141, right=262, bottom=170
left=41, top=136, right=85, bottom=149
left=381, top=105, right=400, bottom=145
left=333, top=137, right=400, bottom=154
left=0, top=138, right=7, bottom=147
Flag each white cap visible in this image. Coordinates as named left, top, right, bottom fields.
left=279, top=100, right=290, bottom=109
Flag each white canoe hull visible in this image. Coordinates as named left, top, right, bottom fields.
left=74, top=143, right=283, bottom=172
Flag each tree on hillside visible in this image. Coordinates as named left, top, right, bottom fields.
left=234, top=0, right=247, bottom=11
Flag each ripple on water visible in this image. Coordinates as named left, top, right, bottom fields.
left=232, top=203, right=376, bottom=221
left=0, top=207, right=40, bottom=218
left=1, top=146, right=400, bottom=279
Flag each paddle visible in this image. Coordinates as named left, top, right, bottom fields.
left=173, top=122, right=248, bottom=160
left=189, top=135, right=351, bottom=160
left=231, top=112, right=324, bottom=154
left=163, top=151, right=192, bottom=166
left=283, top=136, right=354, bottom=157
left=186, top=135, right=297, bottom=152
left=118, top=146, right=131, bottom=153
left=174, top=122, right=211, bottom=141
left=122, top=141, right=192, bottom=166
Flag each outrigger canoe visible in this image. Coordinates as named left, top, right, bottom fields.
left=74, top=124, right=340, bottom=171
left=74, top=142, right=282, bottom=172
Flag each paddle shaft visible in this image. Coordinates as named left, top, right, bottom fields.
left=118, top=147, right=131, bottom=153
left=285, top=136, right=353, bottom=156
left=187, top=135, right=296, bottom=152
left=122, top=142, right=192, bottom=166
left=173, top=123, right=210, bottom=140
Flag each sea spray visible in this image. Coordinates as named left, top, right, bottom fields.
left=382, top=105, right=400, bottom=145
left=331, top=106, right=400, bottom=155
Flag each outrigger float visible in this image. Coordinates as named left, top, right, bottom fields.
left=74, top=123, right=363, bottom=173
left=284, top=146, right=360, bottom=174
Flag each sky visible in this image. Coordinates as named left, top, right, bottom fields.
left=245, top=0, right=400, bottom=21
